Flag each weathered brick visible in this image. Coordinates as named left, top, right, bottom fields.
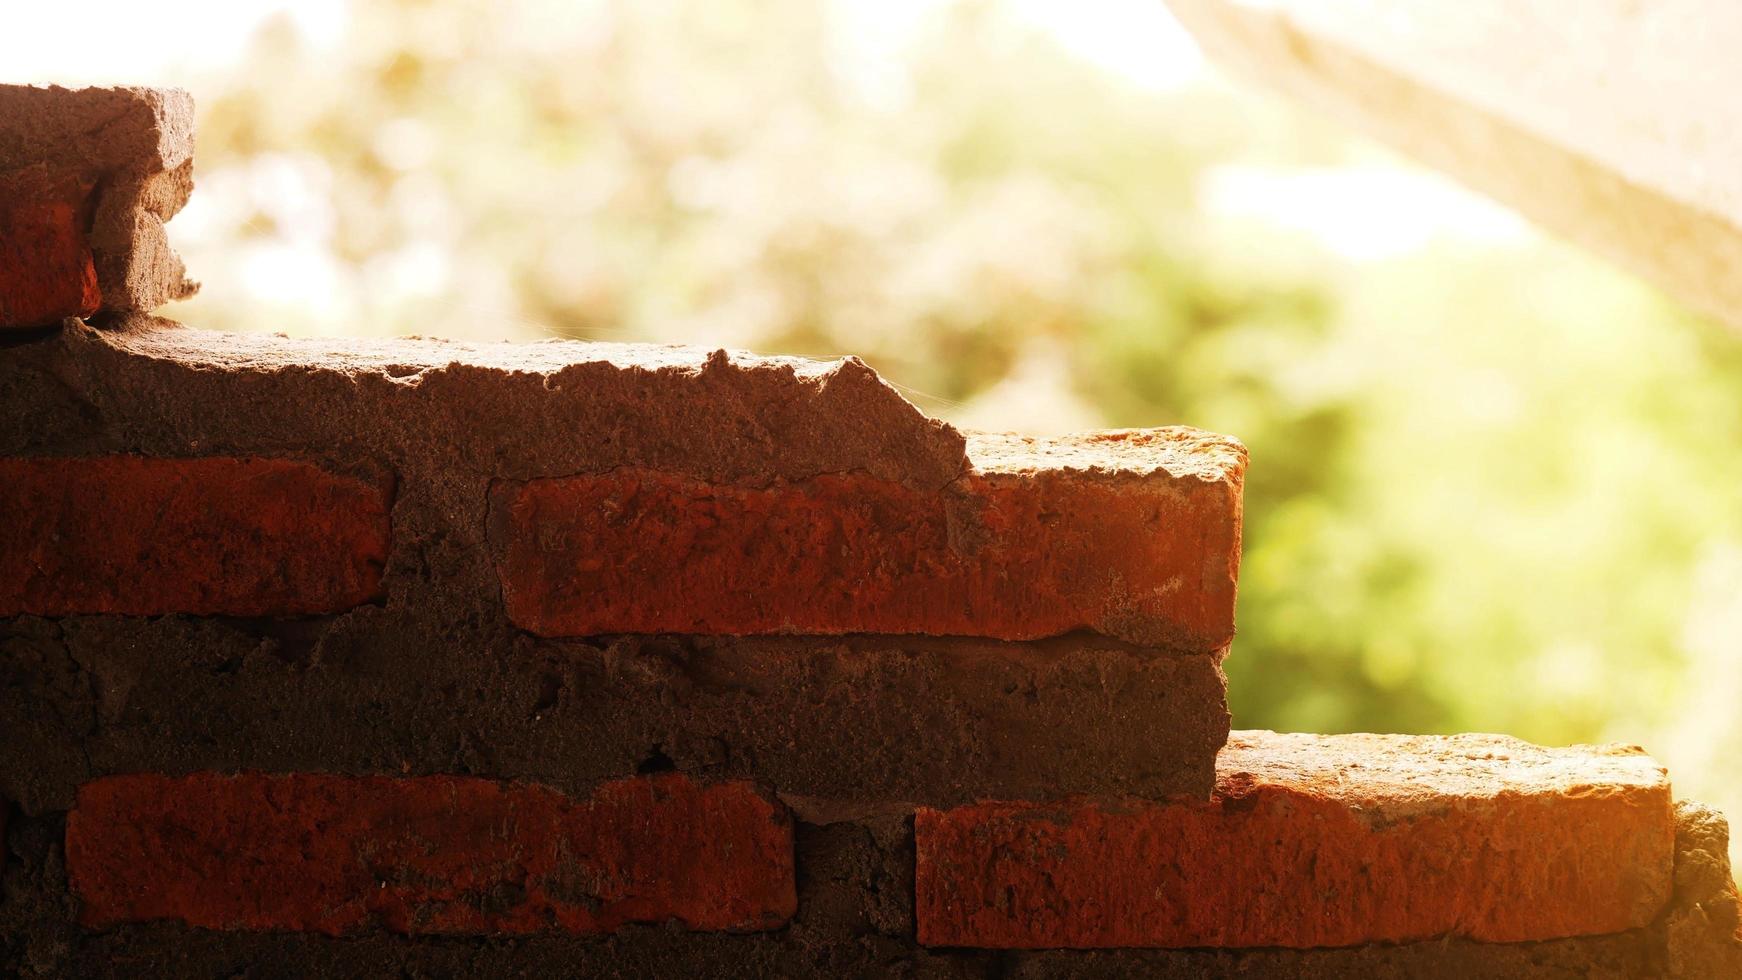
left=8, top=321, right=970, bottom=491
left=0, top=456, right=391, bottom=617
left=915, top=731, right=1674, bottom=949
left=0, top=85, right=196, bottom=329
left=0, top=177, right=100, bottom=328
left=491, top=429, right=1244, bottom=648
left=66, top=772, right=795, bottom=935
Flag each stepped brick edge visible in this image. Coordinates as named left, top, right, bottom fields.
left=491, top=429, right=1245, bottom=648
left=0, top=85, right=198, bottom=329
left=916, top=730, right=1675, bottom=949
left=0, top=456, right=392, bottom=617
left=66, top=772, right=796, bottom=935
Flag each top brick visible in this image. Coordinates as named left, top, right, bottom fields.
left=0, top=85, right=197, bottom=330
left=916, top=731, right=1675, bottom=949
left=492, top=427, right=1245, bottom=648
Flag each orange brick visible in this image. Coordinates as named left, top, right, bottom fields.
left=915, top=731, right=1674, bottom=949
left=0, top=456, right=391, bottom=617
left=491, top=429, right=1244, bottom=648
left=66, top=772, right=795, bottom=935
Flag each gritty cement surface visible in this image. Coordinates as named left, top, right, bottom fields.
left=3, top=315, right=968, bottom=489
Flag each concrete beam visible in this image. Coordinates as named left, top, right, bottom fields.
left=1166, top=0, right=1742, bottom=330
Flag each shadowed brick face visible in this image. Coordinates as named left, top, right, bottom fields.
left=491, top=433, right=1242, bottom=648
left=0, top=456, right=391, bottom=617
left=66, top=772, right=796, bottom=935
left=0, top=188, right=99, bottom=328
left=915, top=731, right=1675, bottom=949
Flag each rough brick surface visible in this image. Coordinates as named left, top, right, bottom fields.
left=66, top=772, right=795, bottom=935
left=915, top=731, right=1674, bottom=949
left=1665, top=801, right=1742, bottom=977
left=2, top=319, right=968, bottom=490
left=0, top=456, right=391, bottom=617
left=0, top=178, right=100, bottom=327
left=0, top=86, right=197, bottom=328
left=8, top=797, right=1736, bottom=977
left=1166, top=0, right=1742, bottom=334
left=491, top=429, right=1244, bottom=648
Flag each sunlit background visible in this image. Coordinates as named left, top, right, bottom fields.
left=12, top=0, right=1742, bottom=857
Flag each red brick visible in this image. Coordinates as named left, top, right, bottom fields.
left=0, top=184, right=100, bottom=329
left=915, top=731, right=1674, bottom=949
left=0, top=456, right=391, bottom=617
left=492, top=429, right=1244, bottom=647
left=66, top=772, right=795, bottom=935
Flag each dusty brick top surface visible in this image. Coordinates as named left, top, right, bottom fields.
left=114, top=321, right=888, bottom=379
left=84, top=324, right=1249, bottom=488
left=1218, top=729, right=1667, bottom=804
left=11, top=318, right=970, bottom=488
left=967, top=429, right=1246, bottom=483
left=100, top=329, right=1247, bottom=483
left=0, top=84, right=193, bottom=173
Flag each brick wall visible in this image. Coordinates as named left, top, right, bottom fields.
left=2, top=83, right=1739, bottom=978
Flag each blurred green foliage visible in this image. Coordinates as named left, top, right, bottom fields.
left=174, top=0, right=1742, bottom=771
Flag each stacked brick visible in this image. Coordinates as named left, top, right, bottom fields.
left=2, top=85, right=1739, bottom=978
left=0, top=86, right=197, bottom=331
